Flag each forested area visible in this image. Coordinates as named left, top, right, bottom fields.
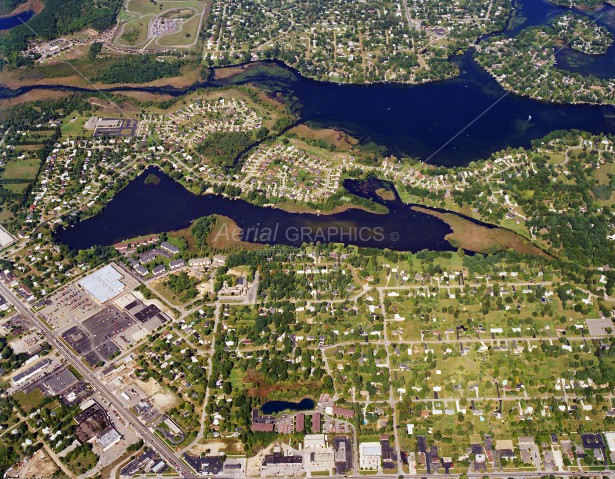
left=191, top=215, right=216, bottom=250
left=0, top=0, right=22, bottom=15
left=196, top=129, right=268, bottom=169
left=165, top=271, right=199, bottom=302
left=0, top=336, right=28, bottom=375
left=97, top=55, right=183, bottom=84
left=0, top=0, right=122, bottom=66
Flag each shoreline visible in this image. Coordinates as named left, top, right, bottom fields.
left=2, top=53, right=613, bottom=108
left=412, top=206, right=552, bottom=257
left=0, top=0, right=44, bottom=18
left=477, top=61, right=615, bottom=106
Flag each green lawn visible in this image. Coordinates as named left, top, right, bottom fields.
left=2, top=158, right=40, bottom=180
left=229, top=368, right=245, bottom=390
left=14, top=387, right=46, bottom=412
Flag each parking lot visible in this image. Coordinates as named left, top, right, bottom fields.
left=42, top=284, right=100, bottom=330
left=61, top=305, right=135, bottom=367
left=83, top=306, right=134, bottom=342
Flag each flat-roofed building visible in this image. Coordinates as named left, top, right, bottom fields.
left=42, top=368, right=78, bottom=395
left=304, top=434, right=326, bottom=449
left=312, top=412, right=321, bottom=433
left=11, top=358, right=52, bottom=386
left=360, top=442, right=382, bottom=470
left=78, top=265, right=125, bottom=303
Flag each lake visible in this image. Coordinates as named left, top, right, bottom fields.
left=261, top=398, right=315, bottom=415
left=0, top=10, right=33, bottom=30
left=1, top=2, right=613, bottom=166
left=54, top=167, right=458, bottom=252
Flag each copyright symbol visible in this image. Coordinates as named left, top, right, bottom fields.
left=390, top=232, right=399, bottom=241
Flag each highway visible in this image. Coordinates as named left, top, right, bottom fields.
left=0, top=282, right=195, bottom=479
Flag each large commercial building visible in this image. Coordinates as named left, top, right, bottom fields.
left=11, top=358, right=52, bottom=386
left=78, top=265, right=126, bottom=303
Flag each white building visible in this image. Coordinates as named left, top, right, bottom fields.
left=304, top=434, right=327, bottom=448
left=359, top=442, right=382, bottom=470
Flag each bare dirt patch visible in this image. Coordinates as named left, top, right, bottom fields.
left=191, top=438, right=245, bottom=456
left=89, top=97, right=139, bottom=117
left=412, top=206, right=550, bottom=257
left=6, top=449, right=59, bottom=479
left=133, top=377, right=162, bottom=396
left=151, top=389, right=181, bottom=412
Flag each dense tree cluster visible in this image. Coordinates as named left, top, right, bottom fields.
left=165, top=271, right=199, bottom=302
left=196, top=129, right=268, bottom=169
left=0, top=0, right=122, bottom=66
left=97, top=55, right=183, bottom=84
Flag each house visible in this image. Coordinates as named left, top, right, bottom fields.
left=295, top=413, right=305, bottom=433
left=332, top=406, right=354, bottom=419
left=160, top=241, right=180, bottom=255
left=518, top=436, right=536, bottom=464
left=152, top=265, right=166, bottom=276
left=251, top=409, right=275, bottom=432
left=581, top=433, right=606, bottom=463
left=495, top=439, right=516, bottom=460
left=139, top=253, right=157, bottom=264
left=169, top=259, right=185, bottom=270
left=189, top=257, right=211, bottom=268
left=133, top=265, right=148, bottom=276
left=212, top=255, right=227, bottom=266
left=312, top=413, right=321, bottom=433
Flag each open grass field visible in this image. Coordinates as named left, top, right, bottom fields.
left=2, top=158, right=40, bottom=181
left=114, top=0, right=208, bottom=50
left=61, top=112, right=91, bottom=138
left=3, top=183, right=29, bottom=194
left=14, top=387, right=46, bottom=412
left=151, top=278, right=192, bottom=306
left=290, top=124, right=359, bottom=152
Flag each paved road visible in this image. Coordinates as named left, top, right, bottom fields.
left=0, top=282, right=196, bottom=479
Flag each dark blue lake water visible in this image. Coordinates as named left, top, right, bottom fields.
left=261, top=398, right=315, bottom=415
left=54, top=168, right=457, bottom=252
left=0, top=10, right=33, bottom=30
left=0, top=1, right=613, bottom=166
left=11, top=0, right=615, bottom=252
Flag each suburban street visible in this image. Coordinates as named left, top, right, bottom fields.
left=0, top=282, right=196, bottom=479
